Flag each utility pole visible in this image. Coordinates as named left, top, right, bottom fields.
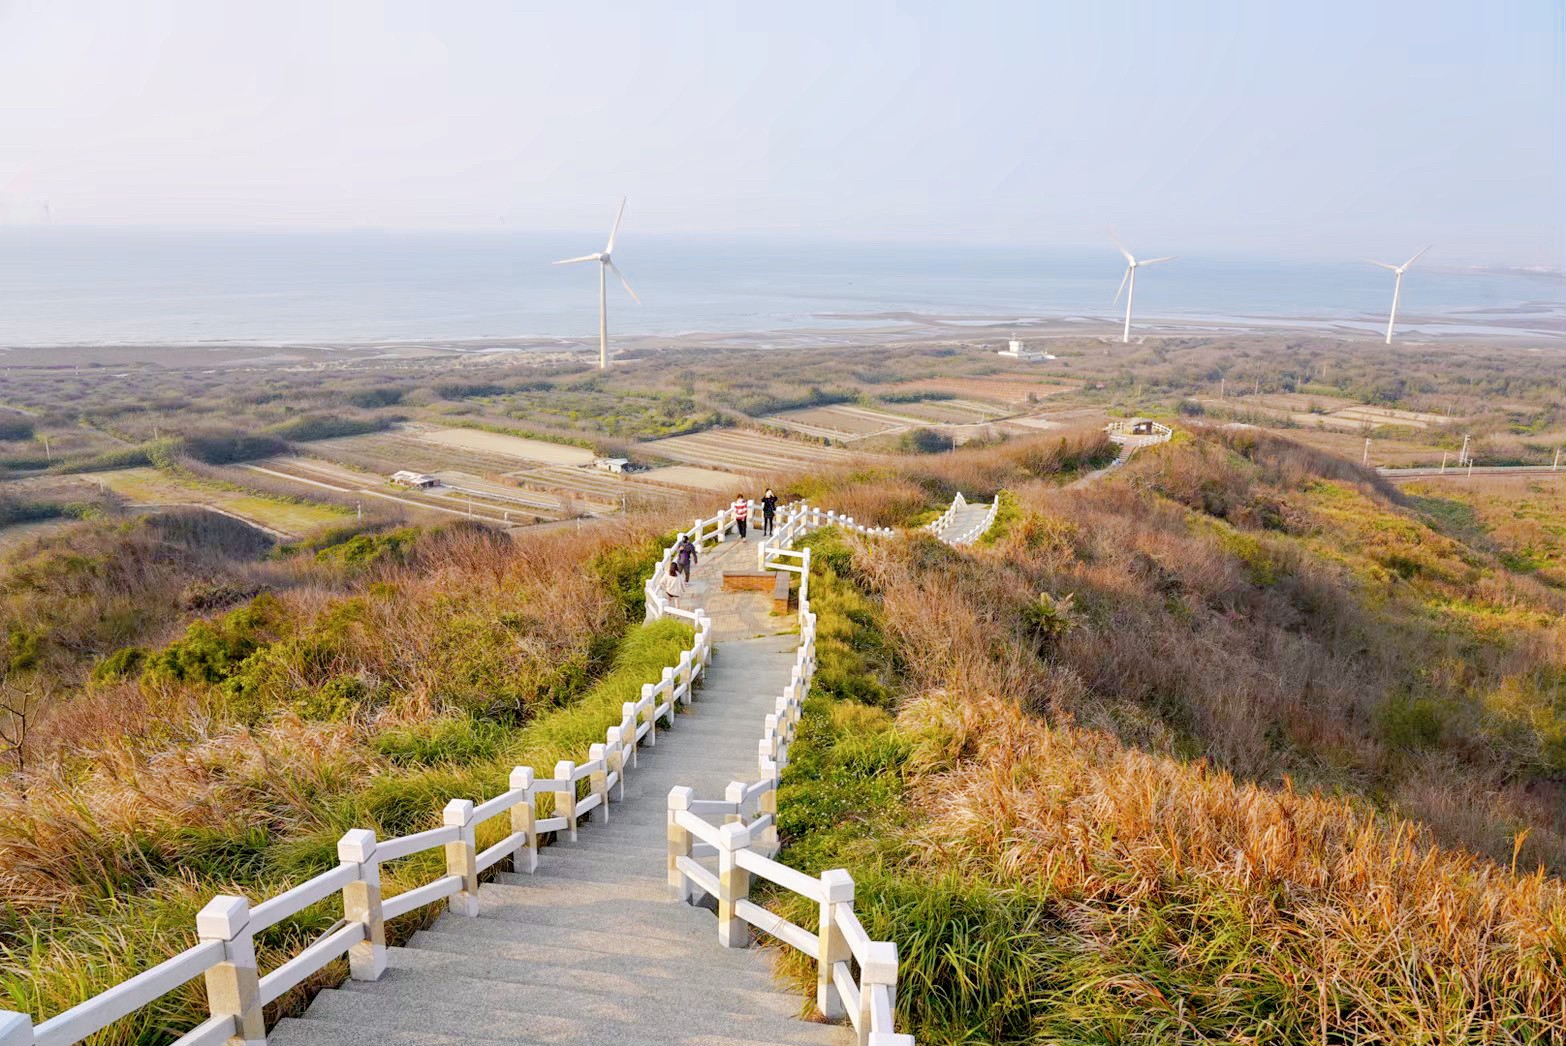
left=41, top=435, right=50, bottom=462
left=1440, top=451, right=1448, bottom=473
left=356, top=501, right=362, bottom=521
left=1253, top=376, right=1260, bottom=396
left=1219, top=377, right=1225, bottom=399
left=1362, top=438, right=1370, bottom=467
left=1459, top=434, right=1471, bottom=467
left=1554, top=447, right=1561, bottom=472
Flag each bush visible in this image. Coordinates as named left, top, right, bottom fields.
left=267, top=415, right=388, bottom=442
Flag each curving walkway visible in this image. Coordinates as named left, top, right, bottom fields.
left=271, top=538, right=847, bottom=1046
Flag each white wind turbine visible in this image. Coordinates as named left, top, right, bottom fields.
left=1367, top=245, right=1430, bottom=344
left=554, top=197, right=639, bottom=370
left=1111, top=232, right=1177, bottom=343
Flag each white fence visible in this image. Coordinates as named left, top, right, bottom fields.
left=1, top=527, right=719, bottom=1046
left=923, top=492, right=965, bottom=539
left=1, top=501, right=913, bottom=1046
left=668, top=501, right=913, bottom=1046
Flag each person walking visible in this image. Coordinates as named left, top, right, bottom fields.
left=674, top=534, right=698, bottom=580
left=731, top=493, right=750, bottom=540
left=761, top=488, right=778, bottom=536
left=660, top=562, right=687, bottom=609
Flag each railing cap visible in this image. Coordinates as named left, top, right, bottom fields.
left=553, top=759, right=575, bottom=777
left=509, top=766, right=535, bottom=789
left=442, top=798, right=474, bottom=826
left=196, top=894, right=250, bottom=940
left=667, top=785, right=694, bottom=811
left=820, top=868, right=855, bottom=903
left=337, top=827, right=377, bottom=864
left=717, top=822, right=751, bottom=850
left=0, top=1012, right=33, bottom=1046
left=864, top=940, right=899, bottom=984
left=725, top=780, right=747, bottom=802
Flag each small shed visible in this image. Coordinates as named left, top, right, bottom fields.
left=1125, top=418, right=1158, bottom=436
left=391, top=470, right=438, bottom=489
left=593, top=457, right=631, bottom=474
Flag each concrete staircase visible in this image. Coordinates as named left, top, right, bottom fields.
left=272, top=543, right=848, bottom=1046
left=937, top=501, right=993, bottom=546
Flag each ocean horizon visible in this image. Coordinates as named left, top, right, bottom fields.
left=0, top=226, right=1561, bottom=348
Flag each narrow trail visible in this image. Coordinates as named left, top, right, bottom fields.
left=272, top=537, right=846, bottom=1046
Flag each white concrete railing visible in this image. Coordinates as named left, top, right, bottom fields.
left=923, top=491, right=966, bottom=538
left=1105, top=419, right=1174, bottom=447
left=646, top=500, right=779, bottom=623
left=946, top=494, right=1001, bottom=546
left=1, top=529, right=719, bottom=1046
left=670, top=502, right=913, bottom=1046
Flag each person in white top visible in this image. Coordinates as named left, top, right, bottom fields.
left=660, top=565, right=687, bottom=608
left=731, top=494, right=750, bottom=540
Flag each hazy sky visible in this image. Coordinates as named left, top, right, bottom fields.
left=0, top=1, right=1561, bottom=264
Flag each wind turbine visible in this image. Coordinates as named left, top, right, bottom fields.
left=1111, top=232, right=1176, bottom=343
left=554, top=197, right=639, bottom=370
left=1367, top=246, right=1430, bottom=345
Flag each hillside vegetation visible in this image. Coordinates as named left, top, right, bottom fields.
left=770, top=427, right=1565, bottom=1043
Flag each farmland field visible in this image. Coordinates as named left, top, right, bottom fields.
left=763, top=404, right=913, bottom=440
left=639, top=465, right=743, bottom=492
left=637, top=428, right=860, bottom=473
left=888, top=376, right=1073, bottom=404
left=415, top=426, right=596, bottom=466
left=94, top=467, right=351, bottom=536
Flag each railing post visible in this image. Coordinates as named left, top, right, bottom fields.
left=0, top=1013, right=33, bottom=1046
left=640, top=684, right=658, bottom=746
left=667, top=786, right=694, bottom=902
left=588, top=744, right=610, bottom=823
left=660, top=667, right=676, bottom=725
left=604, top=728, right=626, bottom=800
left=621, top=702, right=640, bottom=767
left=443, top=799, right=480, bottom=916
left=553, top=761, right=578, bottom=841
left=692, top=518, right=704, bottom=550
left=196, top=895, right=265, bottom=1046
left=716, top=822, right=752, bottom=949
left=677, top=650, right=694, bottom=704
left=860, top=941, right=899, bottom=1046
left=817, top=870, right=854, bottom=1020
left=337, top=829, right=386, bottom=981
left=758, top=756, right=780, bottom=854
left=509, top=767, right=538, bottom=873
left=724, top=780, right=746, bottom=825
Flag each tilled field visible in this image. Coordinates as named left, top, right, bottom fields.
left=637, top=428, right=860, bottom=473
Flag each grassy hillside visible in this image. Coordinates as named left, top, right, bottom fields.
left=768, top=428, right=1566, bottom=1043
left=0, top=506, right=693, bottom=1042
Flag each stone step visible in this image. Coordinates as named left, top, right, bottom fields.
left=380, top=945, right=801, bottom=1018
left=423, top=908, right=754, bottom=964
left=323, top=972, right=846, bottom=1045
left=272, top=1015, right=839, bottom=1046
left=405, top=929, right=780, bottom=991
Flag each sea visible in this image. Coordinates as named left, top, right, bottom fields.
left=0, top=227, right=1560, bottom=348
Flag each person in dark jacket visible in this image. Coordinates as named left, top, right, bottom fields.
left=761, top=489, right=778, bottom=536
left=674, top=534, right=698, bottom=580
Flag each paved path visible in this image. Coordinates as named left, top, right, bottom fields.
left=272, top=538, right=846, bottom=1046
left=938, top=501, right=993, bottom=546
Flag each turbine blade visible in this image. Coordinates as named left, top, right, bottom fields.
left=554, top=254, right=599, bottom=265
left=607, top=260, right=639, bottom=303
left=1402, top=244, right=1431, bottom=269
left=1366, top=260, right=1400, bottom=271
left=1113, top=265, right=1131, bottom=305
left=605, top=197, right=627, bottom=254
left=1140, top=255, right=1178, bottom=266
left=1108, top=227, right=1134, bottom=264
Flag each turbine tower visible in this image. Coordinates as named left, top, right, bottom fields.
left=555, top=197, right=639, bottom=370
left=1111, top=232, right=1176, bottom=344
left=1368, top=246, right=1430, bottom=345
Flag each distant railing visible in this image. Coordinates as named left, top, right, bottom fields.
left=669, top=501, right=913, bottom=1046
left=1, top=526, right=718, bottom=1046
left=923, top=492, right=965, bottom=538
left=948, top=495, right=1000, bottom=546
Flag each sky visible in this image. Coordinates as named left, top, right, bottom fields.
left=0, top=1, right=1561, bottom=266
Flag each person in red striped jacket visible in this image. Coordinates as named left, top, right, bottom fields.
left=731, top=494, right=750, bottom=540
